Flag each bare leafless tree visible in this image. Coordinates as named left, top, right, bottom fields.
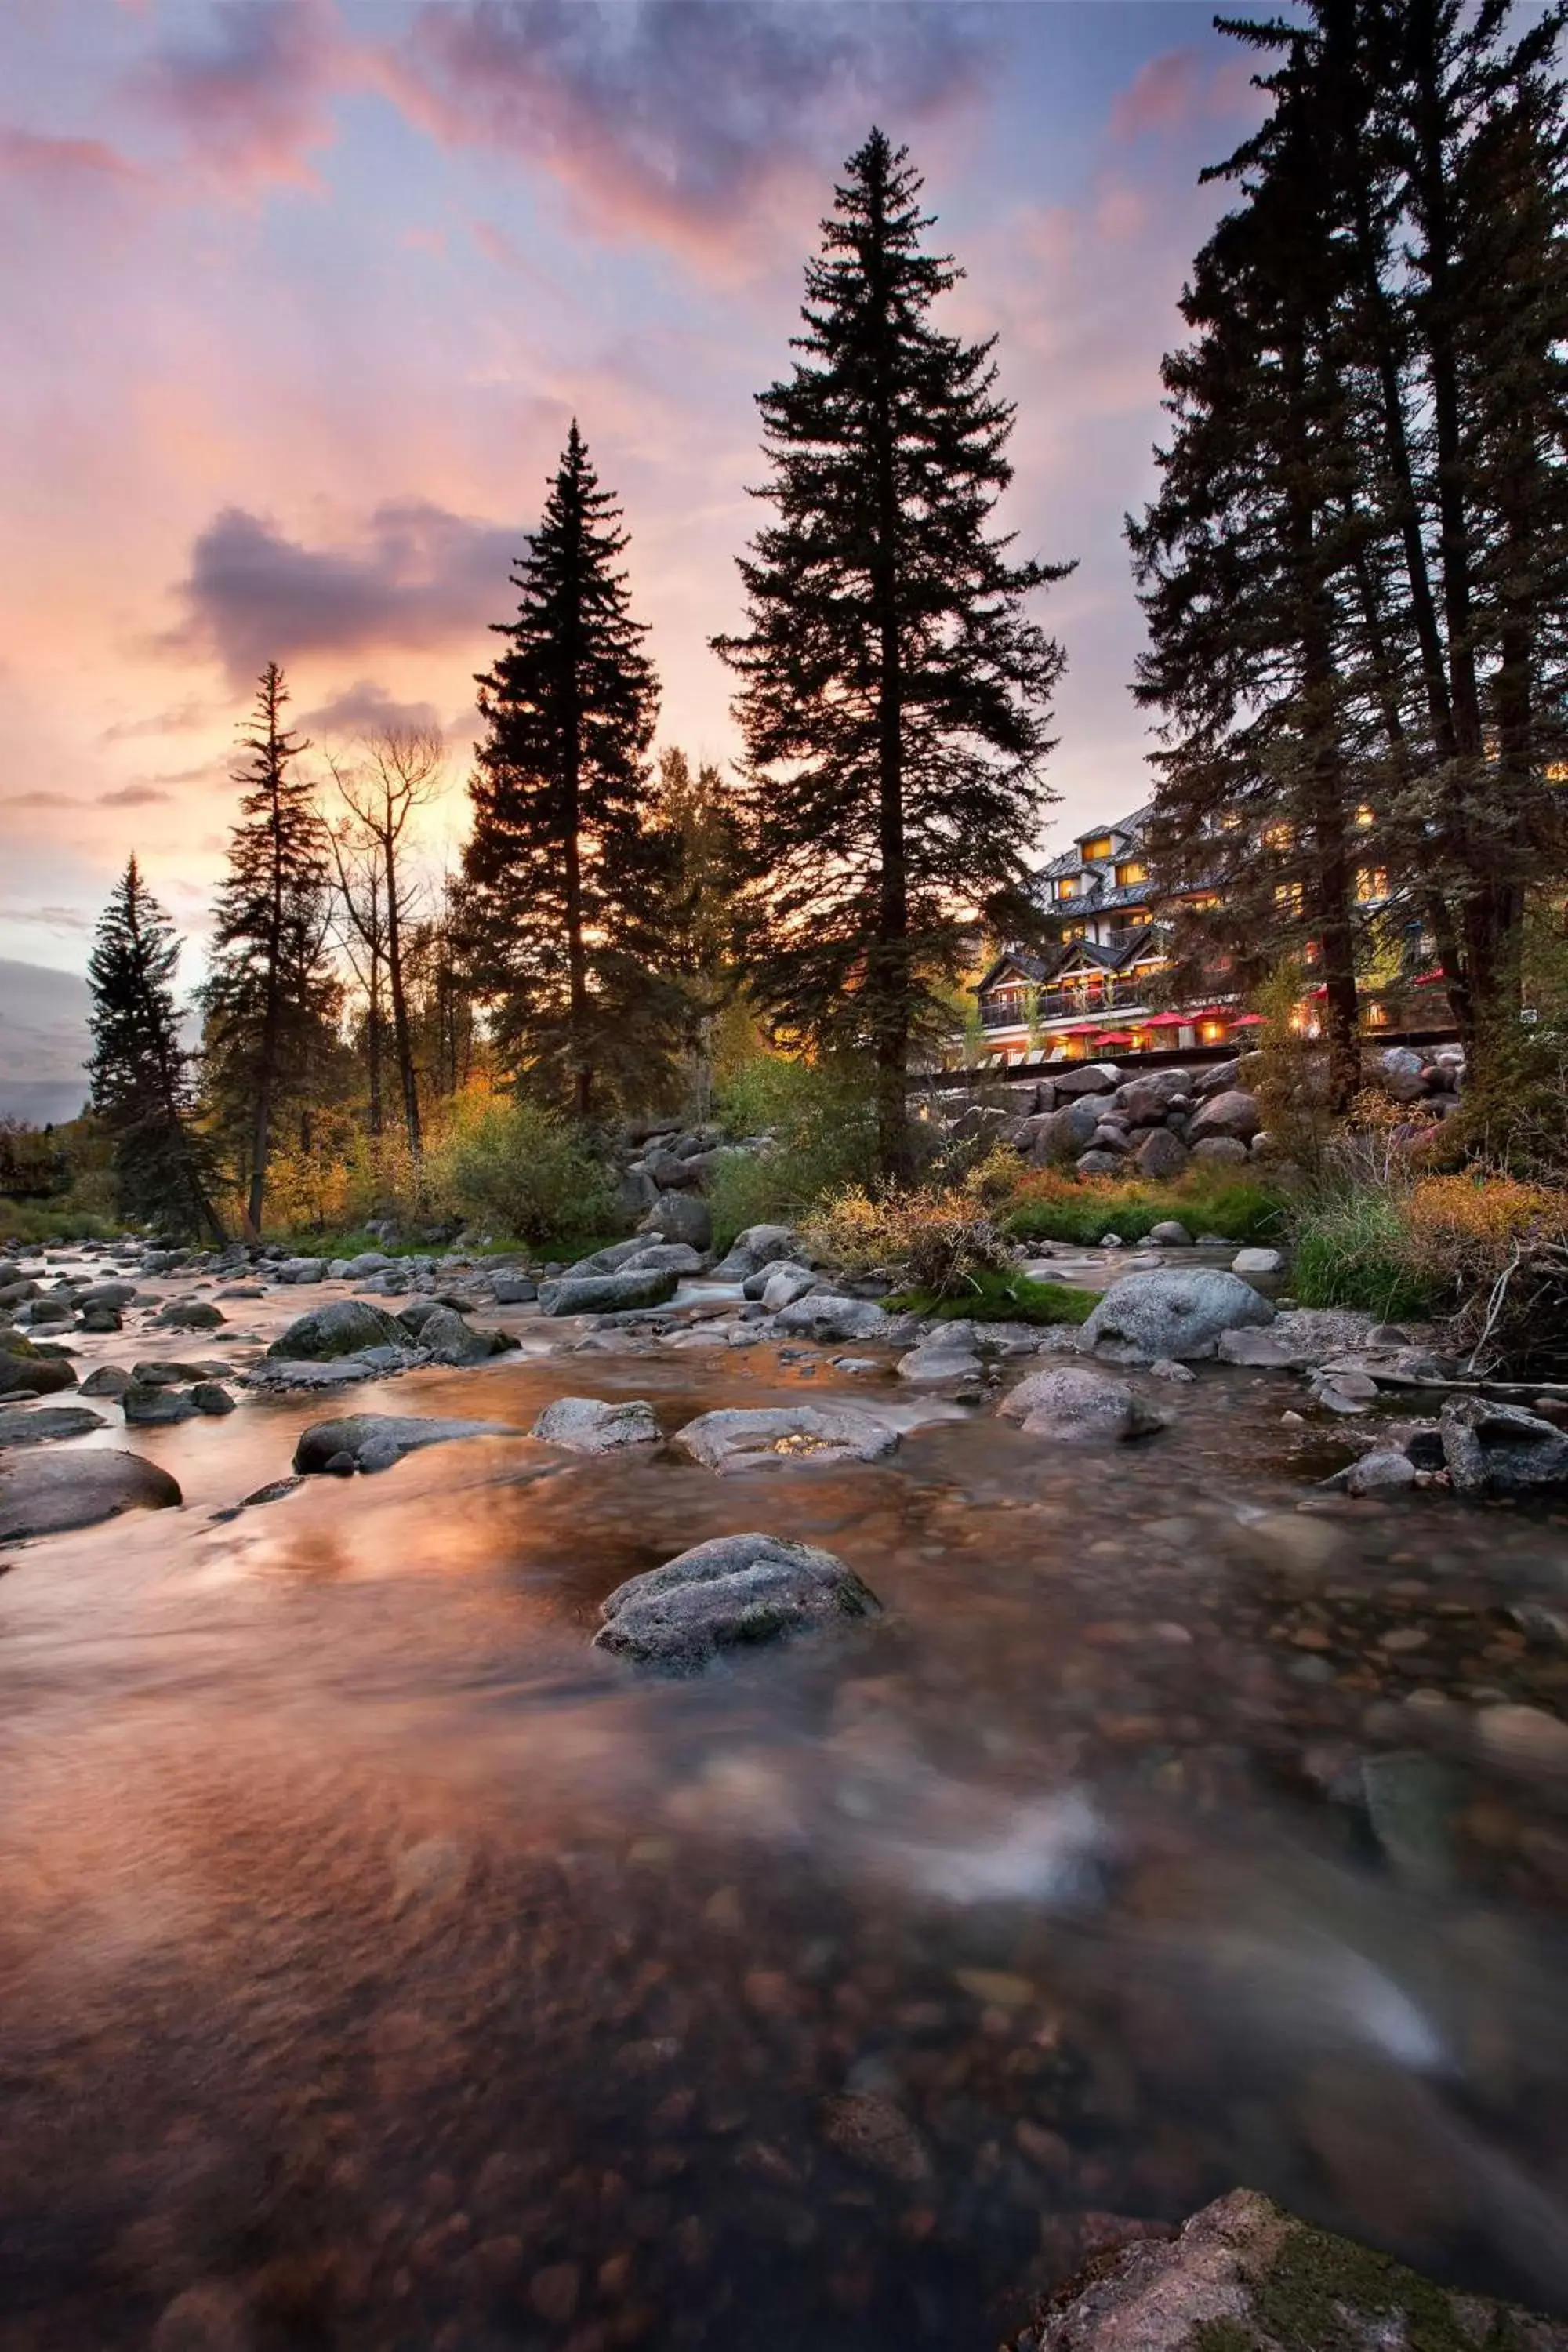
left=325, top=728, right=445, bottom=1156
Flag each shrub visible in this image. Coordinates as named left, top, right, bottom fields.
left=804, top=1180, right=1017, bottom=1298
left=423, top=1091, right=613, bottom=1244
left=1406, top=1173, right=1568, bottom=1376
left=1289, top=1189, right=1439, bottom=1322
left=0, top=1200, right=118, bottom=1245
left=888, top=1265, right=1099, bottom=1325
left=1004, top=1170, right=1286, bottom=1247
left=709, top=1054, right=879, bottom=1247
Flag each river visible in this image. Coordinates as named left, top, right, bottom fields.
left=5, top=1254, right=1568, bottom=2350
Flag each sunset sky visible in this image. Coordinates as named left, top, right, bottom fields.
left=1, top=0, right=1270, bottom=987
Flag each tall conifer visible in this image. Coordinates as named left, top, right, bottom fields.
left=87, top=857, right=223, bottom=1239
left=714, top=129, right=1073, bottom=1177
left=201, top=662, right=337, bottom=1232
left=463, top=424, right=669, bottom=1118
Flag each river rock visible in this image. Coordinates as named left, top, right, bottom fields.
left=1378, top=1044, right=1428, bottom=1103
left=672, top=1404, right=900, bottom=1473
left=593, top=1531, right=881, bottom=1671
left=620, top=1242, right=709, bottom=1276
left=1080, top=1268, right=1274, bottom=1363
left=340, top=1250, right=395, bottom=1279
left=0, top=1405, right=107, bottom=1445
left=1322, top=1448, right=1418, bottom=1496
left=292, top=1414, right=517, bottom=1475
left=1232, top=1245, right=1287, bottom=1294
left=491, top=1272, right=539, bottom=1305
left=898, top=1339, right=982, bottom=1384
left=538, top=1267, right=681, bottom=1316
left=79, top=1364, right=132, bottom=1398
left=761, top=1265, right=819, bottom=1313
left=1029, top=2187, right=1568, bottom=2352
left=266, top=1298, right=411, bottom=1361
left=1187, top=1134, right=1250, bottom=1167
left=76, top=1303, right=124, bottom=1334
left=1186, top=1087, right=1261, bottom=1145
left=1439, top=1396, right=1568, bottom=1496
left=123, top=1381, right=199, bottom=1425
left=1146, top=1219, right=1193, bottom=1247
left=1132, top=1127, right=1189, bottom=1180
left=415, top=1303, right=514, bottom=1365
left=154, top=1300, right=226, bottom=1331
left=639, top=1190, right=713, bottom=1249
left=244, top=1354, right=405, bottom=1393
left=530, top=1396, right=662, bottom=1454
left=0, top=1448, right=182, bottom=1541
left=1218, top=1308, right=1373, bottom=1368
left=712, top=1224, right=800, bottom=1281
left=131, top=1359, right=231, bottom=1385
left=996, top=1365, right=1163, bottom=1442
left=273, top=1257, right=328, bottom=1284
left=191, top=1383, right=235, bottom=1415
left=771, top=1293, right=894, bottom=1344
left=0, top=1336, right=76, bottom=1396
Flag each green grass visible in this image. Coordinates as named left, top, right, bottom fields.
left=0, top=1200, right=120, bottom=1246
left=1005, top=1176, right=1285, bottom=1248
left=887, top=1266, right=1101, bottom=1325
left=1289, top=1191, right=1439, bottom=1321
left=272, top=1225, right=627, bottom=1263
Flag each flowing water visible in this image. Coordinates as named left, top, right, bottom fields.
left=7, top=1259, right=1568, bottom=2350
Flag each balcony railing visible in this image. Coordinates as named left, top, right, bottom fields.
left=979, top=977, right=1155, bottom=1029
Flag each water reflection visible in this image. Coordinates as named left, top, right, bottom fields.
left=5, top=1263, right=1568, bottom=2345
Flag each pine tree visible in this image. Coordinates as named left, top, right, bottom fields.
left=87, top=857, right=223, bottom=1239
left=463, top=423, right=671, bottom=1119
left=713, top=129, right=1073, bottom=1178
left=201, top=662, right=339, bottom=1233
left=649, top=747, right=748, bottom=1117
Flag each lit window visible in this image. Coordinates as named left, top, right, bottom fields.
left=1366, top=1001, right=1388, bottom=1025
left=1057, top=877, right=1077, bottom=900
left=1354, top=803, right=1375, bottom=829
left=1355, top=868, right=1389, bottom=904
left=1274, top=881, right=1305, bottom=915
left=1200, top=1021, right=1226, bottom=1044
left=1262, top=822, right=1293, bottom=851
left=1061, top=923, right=1084, bottom=943
left=1123, top=907, right=1152, bottom=927
left=1116, top=860, right=1148, bottom=887
left=1188, top=891, right=1220, bottom=910
left=1080, top=834, right=1112, bottom=861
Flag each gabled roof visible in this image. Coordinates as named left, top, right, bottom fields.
left=1033, top=805, right=1153, bottom=887
left=974, top=947, right=1057, bottom=994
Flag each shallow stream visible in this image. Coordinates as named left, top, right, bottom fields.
left=7, top=1258, right=1568, bottom=2349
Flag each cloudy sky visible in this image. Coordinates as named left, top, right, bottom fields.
left=1, top=0, right=1270, bottom=982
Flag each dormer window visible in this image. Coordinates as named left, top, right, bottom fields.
left=1115, top=860, right=1148, bottom=887
left=1080, top=834, right=1113, bottom=862
left=1056, top=877, right=1077, bottom=900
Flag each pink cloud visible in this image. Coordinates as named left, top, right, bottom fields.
left=383, top=0, right=999, bottom=263
left=0, top=128, right=142, bottom=184
left=131, top=0, right=343, bottom=194
left=1110, top=49, right=1203, bottom=141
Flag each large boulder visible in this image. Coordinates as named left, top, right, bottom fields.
left=0, top=1333, right=77, bottom=1396
left=266, top=1298, right=412, bottom=1361
left=760, top=1265, right=822, bottom=1313
left=640, top=1189, right=713, bottom=1249
left=537, top=1267, right=681, bottom=1316
left=593, top=1531, right=880, bottom=1671
left=273, top=1257, right=328, bottom=1285
left=1115, top=1069, right=1189, bottom=1125
left=1051, top=1062, right=1123, bottom=1097
left=672, top=1404, right=900, bottom=1473
left=530, top=1396, right=662, bottom=1454
left=996, top=1365, right=1163, bottom=1442
left=414, top=1303, right=514, bottom=1366
left=0, top=1448, right=182, bottom=1541
left=244, top=1354, right=408, bottom=1392
left=1187, top=1134, right=1250, bottom=1167
left=1378, top=1044, right=1428, bottom=1104
left=742, top=1257, right=809, bottom=1302
left=1186, top=1088, right=1261, bottom=1145
left=1439, top=1396, right=1568, bottom=1497
left=292, top=1414, right=517, bottom=1475
left=712, top=1224, right=800, bottom=1282
left=0, top=1405, right=107, bottom=1446
left=79, top=1280, right=137, bottom=1309
left=619, top=1242, right=710, bottom=1277
left=771, top=1293, right=894, bottom=1344
left=122, top=1381, right=199, bottom=1425
left=1029, top=1099, right=1102, bottom=1164
left=1132, top=1127, right=1189, bottom=1181
left=154, top=1299, right=226, bottom=1332
left=1029, top=2189, right=1568, bottom=2352
left=1080, top=1268, right=1275, bottom=1363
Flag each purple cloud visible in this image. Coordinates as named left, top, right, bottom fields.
left=98, top=786, right=173, bottom=807
left=168, top=500, right=523, bottom=684
left=394, top=0, right=1000, bottom=249
left=132, top=0, right=341, bottom=191
left=302, top=677, right=446, bottom=739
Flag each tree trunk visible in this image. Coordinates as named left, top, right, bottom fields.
left=868, top=145, right=910, bottom=1181
left=366, top=951, right=384, bottom=1141
left=383, top=839, right=422, bottom=1156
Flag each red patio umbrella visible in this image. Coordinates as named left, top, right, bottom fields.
left=1230, top=1012, right=1265, bottom=1027
left=1140, top=1011, right=1186, bottom=1028
left=1093, top=1031, right=1135, bottom=1046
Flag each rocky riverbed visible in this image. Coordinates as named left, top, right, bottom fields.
left=5, top=1236, right=1568, bottom=2350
